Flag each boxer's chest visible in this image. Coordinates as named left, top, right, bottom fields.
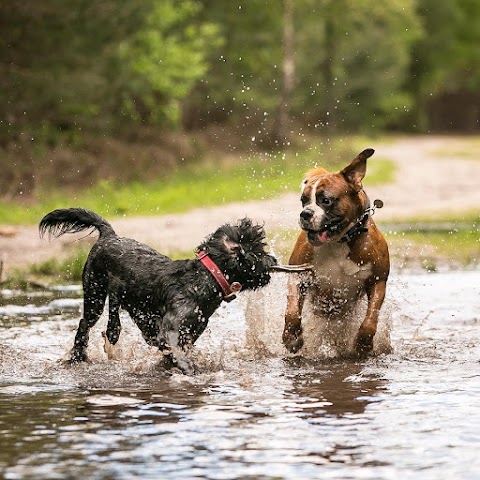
left=311, top=242, right=372, bottom=295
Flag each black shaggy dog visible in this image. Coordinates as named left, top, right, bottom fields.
left=39, top=208, right=277, bottom=373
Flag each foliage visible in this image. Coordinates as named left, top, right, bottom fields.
left=408, top=0, right=480, bottom=129
left=1, top=0, right=480, bottom=204
left=0, top=0, right=220, bottom=135
left=189, top=0, right=421, bottom=131
left=292, top=0, right=421, bottom=130
left=187, top=0, right=284, bottom=128
left=116, top=0, right=221, bottom=126
left=2, top=0, right=479, bottom=137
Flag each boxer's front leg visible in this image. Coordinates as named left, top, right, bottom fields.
left=283, top=279, right=307, bottom=353
left=355, top=279, right=387, bottom=355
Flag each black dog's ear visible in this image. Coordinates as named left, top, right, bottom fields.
left=341, top=148, right=374, bottom=192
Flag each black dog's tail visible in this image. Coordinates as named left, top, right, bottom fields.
left=39, top=208, right=115, bottom=240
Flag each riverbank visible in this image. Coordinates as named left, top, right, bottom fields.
left=1, top=135, right=479, bottom=280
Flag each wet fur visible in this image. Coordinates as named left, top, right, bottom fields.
left=283, top=149, right=390, bottom=356
left=39, top=208, right=277, bottom=373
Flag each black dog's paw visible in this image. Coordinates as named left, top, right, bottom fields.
left=104, top=325, right=121, bottom=345
left=161, top=352, right=196, bottom=375
left=175, top=356, right=195, bottom=375
left=67, top=351, right=88, bottom=364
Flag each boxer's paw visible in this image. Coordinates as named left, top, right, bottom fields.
left=283, top=324, right=304, bottom=353
left=355, top=329, right=375, bottom=356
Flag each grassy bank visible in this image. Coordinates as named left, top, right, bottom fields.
left=381, top=211, right=480, bottom=271
left=0, top=135, right=393, bottom=225
left=3, top=248, right=89, bottom=289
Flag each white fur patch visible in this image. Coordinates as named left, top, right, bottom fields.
left=300, top=178, right=308, bottom=193
left=303, top=179, right=326, bottom=227
left=309, top=179, right=320, bottom=205
left=311, top=242, right=372, bottom=302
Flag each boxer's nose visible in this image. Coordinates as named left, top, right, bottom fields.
left=300, top=209, right=313, bottom=221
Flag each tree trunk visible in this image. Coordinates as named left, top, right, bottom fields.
left=322, top=1, right=336, bottom=133
left=272, top=0, right=295, bottom=147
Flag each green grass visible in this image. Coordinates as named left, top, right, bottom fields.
left=2, top=247, right=90, bottom=289
left=29, top=248, right=88, bottom=283
left=384, top=227, right=480, bottom=271
left=380, top=213, right=480, bottom=270
left=0, top=138, right=395, bottom=225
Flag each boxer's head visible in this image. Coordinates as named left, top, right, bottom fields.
left=299, top=148, right=374, bottom=246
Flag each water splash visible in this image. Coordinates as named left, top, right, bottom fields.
left=245, top=273, right=392, bottom=359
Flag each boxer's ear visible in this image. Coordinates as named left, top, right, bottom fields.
left=341, top=148, right=374, bottom=192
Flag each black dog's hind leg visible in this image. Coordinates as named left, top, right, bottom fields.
left=105, top=294, right=121, bottom=345
left=71, top=280, right=107, bottom=363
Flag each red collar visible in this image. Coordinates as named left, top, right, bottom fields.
left=196, top=251, right=242, bottom=302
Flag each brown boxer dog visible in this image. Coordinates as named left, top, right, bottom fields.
left=282, top=148, right=390, bottom=355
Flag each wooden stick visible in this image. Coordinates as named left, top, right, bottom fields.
left=270, top=263, right=313, bottom=273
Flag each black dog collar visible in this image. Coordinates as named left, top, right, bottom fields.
left=339, top=196, right=384, bottom=243
left=196, top=251, right=242, bottom=302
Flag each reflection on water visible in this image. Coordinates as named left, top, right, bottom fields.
left=0, top=272, right=479, bottom=479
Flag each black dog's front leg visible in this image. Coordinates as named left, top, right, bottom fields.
left=157, top=310, right=206, bottom=375
left=70, top=317, right=91, bottom=363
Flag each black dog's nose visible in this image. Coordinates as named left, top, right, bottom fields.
left=300, top=209, right=313, bottom=221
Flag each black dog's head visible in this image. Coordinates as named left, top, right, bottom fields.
left=196, top=218, right=277, bottom=290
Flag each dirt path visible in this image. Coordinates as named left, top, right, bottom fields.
left=1, top=135, right=480, bottom=275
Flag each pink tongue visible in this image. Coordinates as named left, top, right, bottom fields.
left=318, top=231, right=328, bottom=242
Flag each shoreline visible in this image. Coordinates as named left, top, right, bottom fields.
left=1, top=136, right=480, bottom=278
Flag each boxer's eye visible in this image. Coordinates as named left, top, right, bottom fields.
left=320, top=197, right=333, bottom=206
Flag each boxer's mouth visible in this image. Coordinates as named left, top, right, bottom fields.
left=304, top=219, right=345, bottom=245
left=306, top=229, right=331, bottom=245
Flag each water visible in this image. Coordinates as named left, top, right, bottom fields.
left=0, top=271, right=479, bottom=479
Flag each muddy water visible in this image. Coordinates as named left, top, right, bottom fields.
left=0, top=271, right=479, bottom=479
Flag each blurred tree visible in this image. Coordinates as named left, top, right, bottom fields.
left=1, top=0, right=479, bottom=147
left=115, top=0, right=220, bottom=127
left=271, top=0, right=295, bottom=146
left=409, top=0, right=480, bottom=131
left=0, top=0, right=220, bottom=197
left=188, top=0, right=420, bottom=137
left=292, top=0, right=421, bottom=131
left=0, top=1, right=148, bottom=139
left=0, top=0, right=220, bottom=138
